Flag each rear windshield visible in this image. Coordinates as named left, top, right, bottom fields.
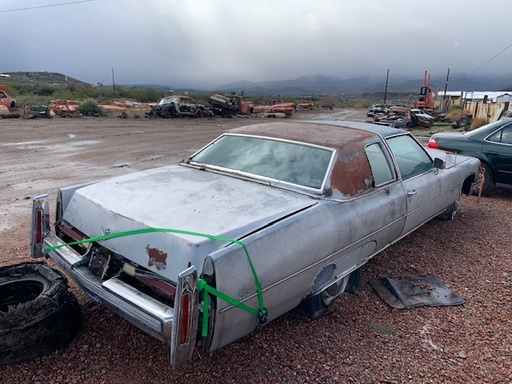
left=188, top=135, right=333, bottom=189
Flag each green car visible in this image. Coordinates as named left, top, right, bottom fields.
left=428, top=118, right=512, bottom=194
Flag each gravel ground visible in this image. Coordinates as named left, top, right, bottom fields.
left=1, top=113, right=511, bottom=383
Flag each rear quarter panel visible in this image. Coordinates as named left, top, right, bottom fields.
left=206, top=183, right=407, bottom=352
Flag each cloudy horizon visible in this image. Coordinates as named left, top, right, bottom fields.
left=2, top=0, right=512, bottom=88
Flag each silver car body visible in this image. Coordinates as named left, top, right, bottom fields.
left=31, top=121, right=480, bottom=366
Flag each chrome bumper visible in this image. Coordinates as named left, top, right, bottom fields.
left=44, top=233, right=175, bottom=344
left=32, top=195, right=199, bottom=367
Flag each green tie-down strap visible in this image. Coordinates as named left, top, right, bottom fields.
left=44, top=227, right=267, bottom=336
left=198, top=278, right=268, bottom=337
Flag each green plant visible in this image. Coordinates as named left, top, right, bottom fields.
left=13, top=95, right=52, bottom=108
left=367, top=321, right=394, bottom=335
left=78, top=98, right=107, bottom=117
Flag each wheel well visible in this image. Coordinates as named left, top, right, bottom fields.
left=462, top=175, right=475, bottom=195
left=480, top=161, right=493, bottom=178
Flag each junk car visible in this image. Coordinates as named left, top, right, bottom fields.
left=409, top=108, right=435, bottom=128
left=31, top=121, right=480, bottom=366
left=147, top=95, right=205, bottom=118
left=0, top=89, right=16, bottom=109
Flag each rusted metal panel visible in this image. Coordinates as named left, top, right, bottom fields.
left=330, top=147, right=373, bottom=197
left=50, top=99, right=80, bottom=117
left=252, top=102, right=295, bottom=117
left=297, top=103, right=314, bottom=111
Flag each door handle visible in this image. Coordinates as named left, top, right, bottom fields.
left=407, top=189, right=418, bottom=197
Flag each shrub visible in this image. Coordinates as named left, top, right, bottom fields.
left=78, top=98, right=107, bottom=116
left=13, top=95, right=52, bottom=108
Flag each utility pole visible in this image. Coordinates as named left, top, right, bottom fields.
left=383, top=69, right=389, bottom=106
left=443, top=68, right=450, bottom=100
left=112, top=67, right=116, bottom=97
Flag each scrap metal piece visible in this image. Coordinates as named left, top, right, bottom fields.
left=370, top=276, right=465, bottom=309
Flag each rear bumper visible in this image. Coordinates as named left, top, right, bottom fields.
left=31, top=195, right=199, bottom=366
left=44, top=232, right=175, bottom=344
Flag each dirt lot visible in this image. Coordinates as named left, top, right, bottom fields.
left=1, top=111, right=511, bottom=383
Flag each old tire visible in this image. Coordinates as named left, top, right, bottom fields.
left=0, top=262, right=82, bottom=365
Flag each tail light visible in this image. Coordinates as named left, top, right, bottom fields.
left=428, top=137, right=439, bottom=149
left=170, top=266, right=199, bottom=367
left=31, top=194, right=50, bottom=258
left=180, top=293, right=190, bottom=344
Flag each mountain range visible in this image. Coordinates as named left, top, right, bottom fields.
left=2, top=71, right=511, bottom=96
left=213, top=73, right=512, bottom=96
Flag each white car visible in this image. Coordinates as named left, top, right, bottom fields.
left=31, top=121, right=480, bottom=366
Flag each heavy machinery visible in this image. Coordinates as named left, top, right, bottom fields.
left=414, top=71, right=435, bottom=110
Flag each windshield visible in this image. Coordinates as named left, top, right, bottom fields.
left=188, top=135, right=333, bottom=189
left=158, top=97, right=178, bottom=105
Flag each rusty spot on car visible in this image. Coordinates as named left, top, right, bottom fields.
left=330, top=148, right=373, bottom=196
left=146, top=245, right=167, bottom=270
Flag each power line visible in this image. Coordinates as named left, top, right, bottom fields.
left=477, top=0, right=512, bottom=42
left=469, top=40, right=512, bottom=74
left=0, top=0, right=95, bottom=13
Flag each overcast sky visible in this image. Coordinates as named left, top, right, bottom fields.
left=2, top=0, right=512, bottom=88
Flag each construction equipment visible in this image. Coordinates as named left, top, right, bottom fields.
left=414, top=71, right=435, bottom=110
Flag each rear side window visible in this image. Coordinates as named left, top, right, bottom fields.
left=488, top=126, right=512, bottom=144
left=365, top=143, right=395, bottom=186
left=386, top=135, right=433, bottom=180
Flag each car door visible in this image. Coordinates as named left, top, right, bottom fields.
left=386, top=134, right=453, bottom=236
left=484, top=124, right=512, bottom=185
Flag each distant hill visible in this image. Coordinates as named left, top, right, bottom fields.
left=0, top=71, right=90, bottom=89
left=2, top=71, right=512, bottom=97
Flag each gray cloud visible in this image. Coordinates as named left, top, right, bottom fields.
left=2, top=0, right=512, bottom=88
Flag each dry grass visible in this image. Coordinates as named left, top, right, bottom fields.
left=471, top=117, right=488, bottom=130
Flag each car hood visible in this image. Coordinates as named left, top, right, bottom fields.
left=62, top=165, right=317, bottom=278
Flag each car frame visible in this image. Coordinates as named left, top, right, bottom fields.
left=428, top=118, right=512, bottom=193
left=0, top=89, right=16, bottom=109
left=147, top=95, right=205, bottom=118
left=31, top=121, right=480, bottom=366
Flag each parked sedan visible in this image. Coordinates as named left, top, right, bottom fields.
left=31, top=121, right=480, bottom=366
left=428, top=118, right=512, bottom=194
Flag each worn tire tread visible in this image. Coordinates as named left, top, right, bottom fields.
left=0, top=262, right=82, bottom=365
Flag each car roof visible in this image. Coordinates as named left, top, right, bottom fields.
left=229, top=121, right=403, bottom=151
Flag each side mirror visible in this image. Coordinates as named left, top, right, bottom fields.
left=433, top=157, right=446, bottom=169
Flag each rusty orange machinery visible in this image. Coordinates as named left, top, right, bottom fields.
left=414, top=70, right=435, bottom=110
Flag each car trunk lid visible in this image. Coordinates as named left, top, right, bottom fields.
left=62, top=165, right=317, bottom=280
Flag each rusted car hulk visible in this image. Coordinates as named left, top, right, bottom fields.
left=31, top=121, right=480, bottom=367
left=147, top=95, right=205, bottom=118
left=0, top=89, right=16, bottom=109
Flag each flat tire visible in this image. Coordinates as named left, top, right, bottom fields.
left=0, top=262, right=81, bottom=365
